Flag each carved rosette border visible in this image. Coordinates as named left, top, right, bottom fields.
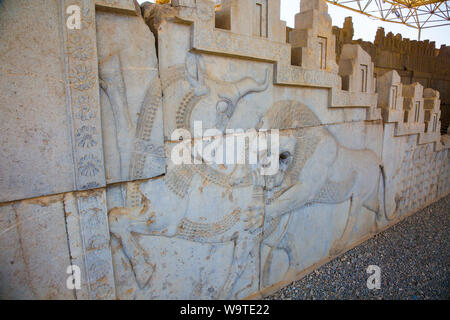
left=64, top=190, right=116, bottom=300
left=60, top=0, right=115, bottom=300
left=62, top=0, right=106, bottom=191
left=76, top=190, right=116, bottom=299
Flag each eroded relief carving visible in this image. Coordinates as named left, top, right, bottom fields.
left=109, top=100, right=398, bottom=298
left=1, top=0, right=449, bottom=301
left=108, top=53, right=271, bottom=298
left=96, top=7, right=165, bottom=186
left=251, top=101, right=398, bottom=286
left=397, top=144, right=449, bottom=214
left=106, top=49, right=397, bottom=298
left=62, top=0, right=106, bottom=191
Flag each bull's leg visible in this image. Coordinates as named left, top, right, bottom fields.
left=99, top=54, right=134, bottom=182
left=109, top=208, right=155, bottom=289
left=329, top=196, right=362, bottom=256
left=218, top=234, right=260, bottom=299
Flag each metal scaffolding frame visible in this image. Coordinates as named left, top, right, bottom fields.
left=326, top=0, right=450, bottom=39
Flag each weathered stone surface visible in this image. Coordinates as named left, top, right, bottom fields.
left=0, top=0, right=448, bottom=300
left=0, top=195, right=73, bottom=299
left=96, top=0, right=139, bottom=14
left=333, top=16, right=450, bottom=134
left=0, top=0, right=80, bottom=202
left=96, top=6, right=165, bottom=184
left=0, top=0, right=162, bottom=201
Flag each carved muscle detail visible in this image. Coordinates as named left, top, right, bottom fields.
left=160, top=64, right=186, bottom=91
left=311, top=172, right=357, bottom=204
left=176, top=90, right=202, bottom=130
left=129, top=77, right=163, bottom=181
left=260, top=100, right=322, bottom=129
left=191, top=164, right=252, bottom=189
left=176, top=209, right=242, bottom=242
left=285, top=129, right=323, bottom=185
left=164, top=165, right=193, bottom=198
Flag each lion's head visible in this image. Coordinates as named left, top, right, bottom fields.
left=255, top=101, right=323, bottom=201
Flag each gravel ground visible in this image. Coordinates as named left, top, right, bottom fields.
left=266, top=195, right=450, bottom=300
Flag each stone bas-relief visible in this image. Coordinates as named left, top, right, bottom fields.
left=0, top=0, right=449, bottom=300
left=97, top=8, right=165, bottom=187
left=256, top=103, right=392, bottom=283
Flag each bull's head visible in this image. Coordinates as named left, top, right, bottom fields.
left=186, top=54, right=270, bottom=132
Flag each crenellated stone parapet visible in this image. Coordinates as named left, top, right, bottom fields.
left=377, top=70, right=447, bottom=151
left=161, top=0, right=381, bottom=120
left=333, top=16, right=450, bottom=133
left=0, top=0, right=448, bottom=300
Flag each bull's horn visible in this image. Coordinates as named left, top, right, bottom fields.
left=234, top=68, right=270, bottom=100
left=215, top=69, right=271, bottom=131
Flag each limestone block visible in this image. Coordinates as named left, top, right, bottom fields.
left=402, top=82, right=425, bottom=125
left=65, top=189, right=116, bottom=300
left=0, top=195, right=73, bottom=299
left=216, top=0, right=253, bottom=36
left=96, top=8, right=165, bottom=184
left=253, top=120, right=385, bottom=289
left=0, top=0, right=165, bottom=202
left=377, top=70, right=404, bottom=123
left=290, top=0, right=338, bottom=73
left=339, top=44, right=375, bottom=94
left=148, top=0, right=380, bottom=139
left=0, top=0, right=80, bottom=202
left=301, top=0, right=328, bottom=11
left=423, top=89, right=440, bottom=113
left=95, top=0, right=139, bottom=14
left=0, top=189, right=116, bottom=300
left=419, top=88, right=441, bottom=145
left=215, top=0, right=287, bottom=43
left=396, top=142, right=448, bottom=213
left=107, top=96, right=388, bottom=299
left=382, top=118, right=450, bottom=221
left=267, top=0, right=287, bottom=43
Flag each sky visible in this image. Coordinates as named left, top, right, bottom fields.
left=280, top=0, right=449, bottom=48
left=137, top=0, right=449, bottom=47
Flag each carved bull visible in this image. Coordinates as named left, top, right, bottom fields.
left=108, top=54, right=270, bottom=298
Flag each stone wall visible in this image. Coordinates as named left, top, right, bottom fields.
left=333, top=17, right=450, bottom=134
left=0, top=0, right=448, bottom=299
